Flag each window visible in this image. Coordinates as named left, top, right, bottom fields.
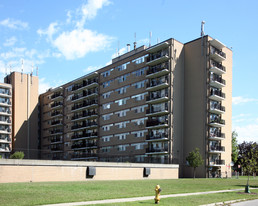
left=132, top=130, right=147, bottom=138
left=115, top=85, right=130, bottom=94
left=132, top=67, right=147, bottom=77
left=101, top=68, right=113, bottom=77
left=101, top=146, right=112, bottom=153
left=102, top=91, right=113, bottom=99
left=131, top=80, right=146, bottom=89
left=116, top=73, right=130, bottom=83
left=115, top=121, right=129, bottom=129
left=102, top=124, right=113, bottom=131
left=102, top=102, right=113, bottom=110
left=102, top=113, right=113, bottom=121
left=117, top=144, right=129, bottom=151
left=132, top=105, right=148, bottom=113
left=132, top=54, right=148, bottom=64
left=132, top=92, right=147, bottom=101
left=115, top=109, right=130, bottom=117
left=103, top=80, right=113, bottom=88
left=67, top=85, right=73, bottom=92
left=102, top=135, right=112, bottom=142
left=131, top=117, right=147, bottom=126
left=115, top=132, right=129, bottom=140
left=116, top=62, right=130, bottom=71
left=132, top=142, right=147, bottom=150
left=115, top=97, right=130, bottom=106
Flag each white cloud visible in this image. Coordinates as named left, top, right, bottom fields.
left=0, top=18, right=28, bottom=30
left=3, top=36, right=17, bottom=47
left=39, top=78, right=52, bottom=94
left=83, top=65, right=102, bottom=74
left=37, top=0, right=113, bottom=60
left=233, top=121, right=258, bottom=143
left=53, top=29, right=113, bottom=60
left=232, top=96, right=258, bottom=105
left=76, top=0, right=111, bottom=29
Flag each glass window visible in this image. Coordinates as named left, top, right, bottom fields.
left=116, top=62, right=130, bottom=71
left=102, top=135, right=113, bottom=142
left=115, top=109, right=130, bottom=117
left=115, top=121, right=129, bottom=129
left=115, top=132, right=129, bottom=140
left=131, top=80, right=146, bottom=89
left=131, top=130, right=147, bottom=138
left=115, top=97, right=130, bottom=106
left=102, top=102, right=113, bottom=110
left=131, top=92, right=147, bottom=101
left=102, top=113, right=113, bottom=121
left=102, top=91, right=113, bottom=99
left=115, top=85, right=130, bottom=94
left=132, top=54, right=148, bottom=64
left=102, top=124, right=113, bottom=131
left=132, top=67, right=148, bottom=77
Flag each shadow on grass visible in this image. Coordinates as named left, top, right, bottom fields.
left=235, top=185, right=258, bottom=188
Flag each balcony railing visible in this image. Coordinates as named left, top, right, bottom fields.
left=146, top=93, right=169, bottom=104
left=71, top=132, right=98, bottom=140
left=210, top=159, right=225, bottom=166
left=72, top=111, right=97, bottom=121
left=209, top=118, right=225, bottom=127
left=146, top=133, right=168, bottom=141
left=210, top=75, right=226, bottom=88
left=50, top=129, right=62, bottom=135
left=209, top=132, right=225, bottom=140
left=146, top=120, right=168, bottom=128
left=210, top=47, right=226, bottom=62
left=72, top=90, right=98, bottom=101
left=51, top=137, right=62, bottom=143
left=72, top=100, right=98, bottom=111
left=209, top=145, right=225, bottom=152
left=146, top=108, right=169, bottom=116
left=210, top=104, right=225, bottom=114
left=72, top=79, right=98, bottom=92
left=51, top=102, right=63, bottom=108
left=71, top=142, right=97, bottom=149
left=51, top=92, right=62, bottom=100
left=146, top=147, right=168, bottom=154
left=146, top=80, right=169, bottom=91
left=210, top=61, right=226, bottom=75
left=51, top=120, right=62, bottom=126
left=51, top=111, right=62, bottom=117
left=210, top=90, right=225, bottom=101
left=146, top=63, right=169, bottom=78
left=71, top=121, right=97, bottom=131
left=71, top=153, right=98, bottom=159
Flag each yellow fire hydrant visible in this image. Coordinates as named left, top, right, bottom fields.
left=154, top=184, right=161, bottom=204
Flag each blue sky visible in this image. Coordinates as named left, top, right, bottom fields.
left=0, top=0, right=257, bottom=143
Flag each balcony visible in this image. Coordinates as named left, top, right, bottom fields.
left=209, top=145, right=225, bottom=153
left=51, top=102, right=63, bottom=109
left=147, top=42, right=169, bottom=53
left=210, top=76, right=226, bottom=88
left=146, top=133, right=169, bottom=142
left=71, top=153, right=98, bottom=160
left=72, top=111, right=98, bottom=121
left=72, top=78, right=98, bottom=93
left=49, top=129, right=62, bottom=135
left=51, top=137, right=62, bottom=144
left=210, top=47, right=226, bottom=62
left=72, top=90, right=98, bottom=102
left=209, top=159, right=225, bottom=166
left=0, top=138, right=11, bottom=143
left=146, top=93, right=169, bottom=104
left=0, top=91, right=11, bottom=98
left=0, top=100, right=11, bottom=106
left=51, top=92, right=63, bottom=100
left=71, top=100, right=98, bottom=112
left=0, top=147, right=10, bottom=152
left=51, top=111, right=62, bottom=117
left=146, top=147, right=168, bottom=155
left=147, top=55, right=169, bottom=66
left=0, top=119, right=11, bottom=125
left=51, top=146, right=63, bottom=152
left=209, top=132, right=225, bottom=141
left=209, top=90, right=225, bottom=101
left=146, top=80, right=169, bottom=91
left=51, top=120, right=62, bottom=126
left=209, top=104, right=225, bottom=115
left=146, top=108, right=169, bottom=117
left=71, top=132, right=98, bottom=141
left=146, top=64, right=169, bottom=79
left=210, top=61, right=226, bottom=75
left=0, top=110, right=11, bottom=116
left=71, top=121, right=98, bottom=131
left=71, top=142, right=97, bottom=150
left=0, top=129, right=11, bottom=134
left=209, top=39, right=225, bottom=50
left=146, top=120, right=169, bottom=129
left=209, top=118, right=225, bottom=127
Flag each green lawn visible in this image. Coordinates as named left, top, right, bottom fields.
left=0, top=178, right=258, bottom=206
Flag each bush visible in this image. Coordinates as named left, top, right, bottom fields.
left=10, top=151, right=25, bottom=159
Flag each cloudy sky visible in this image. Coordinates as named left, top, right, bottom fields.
left=0, top=0, right=257, bottom=143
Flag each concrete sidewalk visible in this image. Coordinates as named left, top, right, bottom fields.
left=41, top=188, right=249, bottom=206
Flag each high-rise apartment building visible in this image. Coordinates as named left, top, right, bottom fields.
left=39, top=35, right=232, bottom=178
left=5, top=72, right=39, bottom=159
left=0, top=83, right=12, bottom=158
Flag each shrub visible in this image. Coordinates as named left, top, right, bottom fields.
left=10, top=151, right=25, bottom=159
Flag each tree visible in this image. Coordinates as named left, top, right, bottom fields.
left=232, top=131, right=238, bottom=164
left=10, top=151, right=25, bottom=159
left=238, top=142, right=258, bottom=192
left=186, top=148, right=204, bottom=178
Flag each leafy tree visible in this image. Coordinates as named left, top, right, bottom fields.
left=186, top=148, right=204, bottom=178
left=238, top=142, right=258, bottom=187
left=232, top=131, right=238, bottom=164
left=10, top=151, right=25, bottom=159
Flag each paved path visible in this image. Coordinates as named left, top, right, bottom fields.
left=41, top=188, right=248, bottom=206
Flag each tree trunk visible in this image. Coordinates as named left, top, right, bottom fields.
left=193, top=167, right=196, bottom=179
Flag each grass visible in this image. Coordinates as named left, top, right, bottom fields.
left=0, top=178, right=258, bottom=206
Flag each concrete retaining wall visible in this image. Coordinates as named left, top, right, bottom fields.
left=0, top=159, right=179, bottom=183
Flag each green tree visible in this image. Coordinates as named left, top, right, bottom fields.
left=10, top=151, right=25, bottom=159
left=238, top=142, right=258, bottom=192
left=186, top=148, right=204, bottom=178
left=232, top=131, right=238, bottom=164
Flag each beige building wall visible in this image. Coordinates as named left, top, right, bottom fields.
left=0, top=159, right=178, bottom=183
left=4, top=72, right=39, bottom=159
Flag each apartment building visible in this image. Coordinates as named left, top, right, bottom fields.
left=0, top=83, right=12, bottom=158
left=39, top=35, right=232, bottom=178
left=4, top=72, right=39, bottom=159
